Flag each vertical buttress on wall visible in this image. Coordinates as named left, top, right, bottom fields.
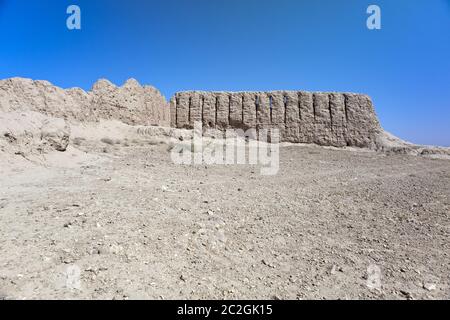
left=169, top=91, right=381, bottom=149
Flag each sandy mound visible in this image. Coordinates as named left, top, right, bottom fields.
left=0, top=111, right=108, bottom=169
left=0, top=111, right=70, bottom=156
left=375, top=131, right=450, bottom=159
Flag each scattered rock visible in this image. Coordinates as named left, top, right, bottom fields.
left=40, top=119, right=71, bottom=152
left=330, top=265, right=343, bottom=275
left=100, top=137, right=115, bottom=145
left=423, top=283, right=437, bottom=291
left=399, top=290, right=413, bottom=300
left=262, top=259, right=276, bottom=268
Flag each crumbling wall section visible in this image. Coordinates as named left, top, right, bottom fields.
left=170, top=91, right=381, bottom=148
left=0, top=78, right=170, bottom=127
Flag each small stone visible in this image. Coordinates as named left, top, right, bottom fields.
left=89, top=248, right=101, bottom=255
left=330, top=265, right=337, bottom=275
left=399, top=290, right=413, bottom=299
left=423, top=283, right=436, bottom=291
left=262, top=259, right=275, bottom=268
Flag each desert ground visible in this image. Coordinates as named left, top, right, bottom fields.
left=1, top=134, right=449, bottom=300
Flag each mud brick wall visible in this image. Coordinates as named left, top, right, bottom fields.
left=0, top=78, right=171, bottom=127
left=169, top=91, right=382, bottom=148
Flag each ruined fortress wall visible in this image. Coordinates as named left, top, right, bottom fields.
left=169, top=91, right=382, bottom=148
left=0, top=78, right=171, bottom=127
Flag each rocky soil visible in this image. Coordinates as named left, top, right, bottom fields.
left=0, top=135, right=449, bottom=300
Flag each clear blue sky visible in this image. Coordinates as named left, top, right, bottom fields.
left=1, top=0, right=449, bottom=146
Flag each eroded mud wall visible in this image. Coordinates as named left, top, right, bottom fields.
left=170, top=91, right=381, bottom=148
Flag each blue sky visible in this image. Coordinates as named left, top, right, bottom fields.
left=0, top=0, right=449, bottom=146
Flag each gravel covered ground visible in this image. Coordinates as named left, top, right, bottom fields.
left=0, top=141, right=449, bottom=300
